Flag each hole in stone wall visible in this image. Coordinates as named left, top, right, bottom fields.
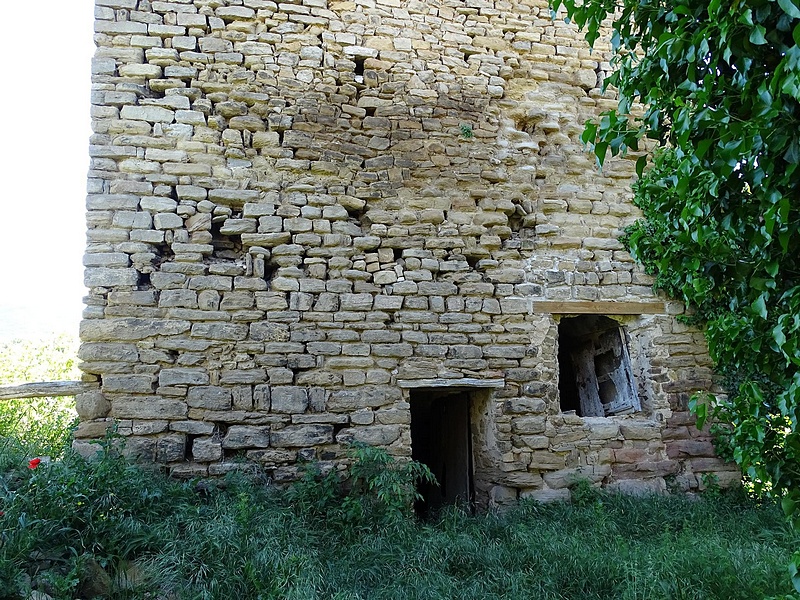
left=185, top=434, right=197, bottom=461
left=411, top=389, right=474, bottom=518
left=154, top=242, right=175, bottom=267
left=263, top=261, right=278, bottom=289
left=558, top=315, right=641, bottom=417
left=353, top=56, right=365, bottom=80
left=210, top=221, right=243, bottom=258
left=363, top=106, right=376, bottom=117
left=138, top=272, right=152, bottom=290
left=515, top=118, right=536, bottom=135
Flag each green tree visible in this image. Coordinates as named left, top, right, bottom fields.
left=551, top=0, right=800, bottom=586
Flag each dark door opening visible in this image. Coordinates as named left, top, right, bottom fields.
left=410, top=390, right=474, bottom=517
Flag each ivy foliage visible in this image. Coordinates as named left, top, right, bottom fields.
left=552, top=0, right=800, bottom=561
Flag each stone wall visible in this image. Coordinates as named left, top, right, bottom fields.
left=79, top=0, right=736, bottom=506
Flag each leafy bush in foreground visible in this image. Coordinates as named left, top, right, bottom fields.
left=0, top=432, right=797, bottom=600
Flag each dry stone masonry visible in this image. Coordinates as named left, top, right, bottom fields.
left=80, top=0, right=736, bottom=508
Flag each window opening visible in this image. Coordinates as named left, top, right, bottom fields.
left=558, top=315, right=640, bottom=417
left=410, top=389, right=474, bottom=517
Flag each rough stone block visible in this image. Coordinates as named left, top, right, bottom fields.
left=187, top=386, right=232, bottom=410
left=159, top=368, right=209, bottom=387
left=193, top=437, right=222, bottom=462
left=223, top=426, right=270, bottom=449
left=271, top=425, right=334, bottom=447
left=271, top=386, right=309, bottom=414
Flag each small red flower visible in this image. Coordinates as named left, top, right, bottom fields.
left=28, top=458, right=41, bottom=470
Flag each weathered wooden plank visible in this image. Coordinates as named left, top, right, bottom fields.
left=0, top=381, right=98, bottom=401
left=532, top=300, right=667, bottom=315
left=397, top=378, right=505, bottom=389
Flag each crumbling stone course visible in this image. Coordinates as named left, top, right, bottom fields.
left=80, top=0, right=735, bottom=506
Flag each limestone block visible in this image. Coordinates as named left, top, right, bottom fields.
left=84, top=268, right=139, bottom=288
left=112, top=398, right=188, bottom=420
left=223, top=426, right=270, bottom=449
left=512, top=417, right=547, bottom=435
left=607, top=478, right=667, bottom=496
left=95, top=20, right=148, bottom=34
left=159, top=368, right=209, bottom=387
left=336, top=425, right=401, bottom=446
left=154, top=213, right=184, bottom=229
left=489, top=485, right=518, bottom=507
left=188, top=276, right=232, bottom=291
left=271, top=386, right=309, bottom=413
left=171, top=421, right=215, bottom=435
left=190, top=323, right=248, bottom=341
left=340, top=293, right=373, bottom=311
left=120, top=105, right=175, bottom=123
left=119, top=64, right=162, bottom=79
left=122, top=437, right=157, bottom=462
left=520, top=488, right=571, bottom=503
left=83, top=253, right=130, bottom=268
left=158, top=434, right=187, bottom=463
left=543, top=465, right=611, bottom=488
left=327, top=387, right=400, bottom=412
left=187, top=386, right=232, bottom=410
left=371, top=344, right=413, bottom=358
left=619, top=421, right=661, bottom=440
left=271, top=425, right=334, bottom=447
left=193, top=437, right=223, bottom=462
left=219, top=369, right=267, bottom=384
left=103, top=375, right=154, bottom=394
left=666, top=440, right=717, bottom=459
left=220, top=219, right=257, bottom=235
left=584, top=418, right=621, bottom=440
left=150, top=273, right=187, bottom=290
left=86, top=194, right=139, bottom=210
left=505, top=398, right=546, bottom=414
left=519, top=435, right=550, bottom=450
left=75, top=391, right=111, bottom=420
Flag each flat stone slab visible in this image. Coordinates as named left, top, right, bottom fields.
left=396, top=378, right=505, bottom=389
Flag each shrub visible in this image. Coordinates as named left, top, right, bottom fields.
left=287, top=443, right=436, bottom=532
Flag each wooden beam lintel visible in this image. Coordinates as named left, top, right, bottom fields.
left=0, top=381, right=99, bottom=401
left=531, top=300, right=667, bottom=315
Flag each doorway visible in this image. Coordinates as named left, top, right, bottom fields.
left=410, top=389, right=474, bottom=516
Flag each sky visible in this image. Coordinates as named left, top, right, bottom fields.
left=0, top=1, right=94, bottom=341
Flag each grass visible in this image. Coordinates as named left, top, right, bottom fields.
left=0, top=337, right=798, bottom=599
left=0, top=431, right=797, bottom=600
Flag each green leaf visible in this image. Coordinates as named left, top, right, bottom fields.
left=752, top=295, right=768, bottom=319
left=779, top=0, right=800, bottom=19
left=595, top=141, right=609, bottom=166
left=635, top=155, right=648, bottom=178
left=749, top=25, right=768, bottom=45
left=695, top=138, right=714, bottom=160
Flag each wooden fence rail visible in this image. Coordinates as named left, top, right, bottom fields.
left=0, top=381, right=98, bottom=401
